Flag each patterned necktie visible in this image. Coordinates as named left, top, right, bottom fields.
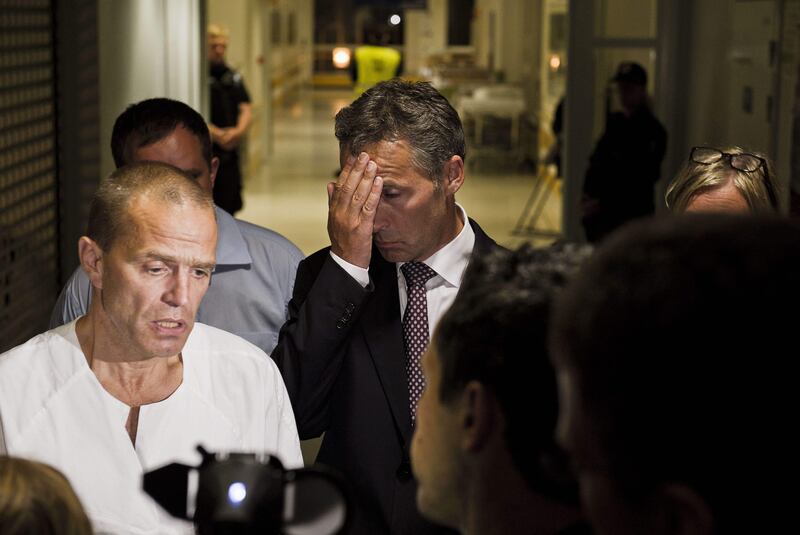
left=401, top=261, right=437, bottom=424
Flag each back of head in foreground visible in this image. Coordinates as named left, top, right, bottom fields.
left=551, top=215, right=800, bottom=535
left=0, top=456, right=92, bottom=535
left=413, top=244, right=592, bottom=534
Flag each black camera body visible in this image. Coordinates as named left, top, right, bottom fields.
left=144, top=446, right=349, bottom=535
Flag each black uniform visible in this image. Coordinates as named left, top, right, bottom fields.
left=581, top=106, right=666, bottom=243
left=210, top=62, right=250, bottom=215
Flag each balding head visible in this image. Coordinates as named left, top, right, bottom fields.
left=86, top=161, right=215, bottom=252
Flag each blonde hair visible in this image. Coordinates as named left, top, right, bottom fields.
left=666, top=146, right=779, bottom=213
left=0, top=456, right=92, bottom=535
left=207, top=23, right=230, bottom=39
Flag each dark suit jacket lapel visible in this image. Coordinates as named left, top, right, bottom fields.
left=360, top=253, right=413, bottom=447
left=359, top=222, right=501, bottom=451
left=469, top=218, right=501, bottom=258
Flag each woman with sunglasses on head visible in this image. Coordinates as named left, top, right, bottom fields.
left=666, top=146, right=780, bottom=213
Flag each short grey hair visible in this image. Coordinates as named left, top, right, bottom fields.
left=87, top=161, right=214, bottom=251
left=334, top=79, right=466, bottom=186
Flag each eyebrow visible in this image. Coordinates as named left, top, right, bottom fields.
left=381, top=179, right=403, bottom=189
left=137, top=251, right=216, bottom=271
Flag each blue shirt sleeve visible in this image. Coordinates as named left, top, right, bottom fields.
left=49, top=268, right=93, bottom=328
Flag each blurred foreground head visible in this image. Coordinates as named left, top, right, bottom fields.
left=551, top=215, right=800, bottom=535
left=0, top=456, right=92, bottom=535
left=413, top=244, right=592, bottom=534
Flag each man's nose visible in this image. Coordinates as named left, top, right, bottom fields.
left=373, top=201, right=389, bottom=232
left=163, top=271, right=190, bottom=307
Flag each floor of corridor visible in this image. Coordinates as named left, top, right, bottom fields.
left=237, top=88, right=561, bottom=257
left=235, top=87, right=562, bottom=463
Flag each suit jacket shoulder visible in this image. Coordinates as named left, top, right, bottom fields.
left=469, top=217, right=503, bottom=257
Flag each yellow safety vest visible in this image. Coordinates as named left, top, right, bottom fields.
left=354, top=45, right=401, bottom=96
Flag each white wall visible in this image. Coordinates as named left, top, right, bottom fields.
left=498, top=0, right=523, bottom=82
left=404, top=8, right=438, bottom=76
left=405, top=0, right=482, bottom=78
left=682, top=0, right=793, bottom=207
left=471, top=0, right=540, bottom=86
left=596, top=0, right=657, bottom=38
left=429, top=0, right=449, bottom=54
left=98, top=0, right=204, bottom=176
left=475, top=0, right=500, bottom=71
left=268, top=0, right=314, bottom=101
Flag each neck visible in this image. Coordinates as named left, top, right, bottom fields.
left=435, top=201, right=464, bottom=253
left=76, top=309, right=183, bottom=407
left=461, top=457, right=580, bottom=535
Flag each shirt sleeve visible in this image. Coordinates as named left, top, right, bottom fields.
left=234, top=73, right=251, bottom=104
left=267, top=362, right=304, bottom=469
left=50, top=268, right=93, bottom=328
left=284, top=245, right=305, bottom=322
left=329, top=251, right=370, bottom=288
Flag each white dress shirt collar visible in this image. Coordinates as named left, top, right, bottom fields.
left=398, top=203, right=475, bottom=288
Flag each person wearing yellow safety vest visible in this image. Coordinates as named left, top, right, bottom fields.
left=351, top=27, right=402, bottom=97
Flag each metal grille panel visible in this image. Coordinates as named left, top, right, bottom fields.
left=1, top=0, right=58, bottom=352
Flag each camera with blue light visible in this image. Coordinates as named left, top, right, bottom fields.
left=144, top=446, right=349, bottom=534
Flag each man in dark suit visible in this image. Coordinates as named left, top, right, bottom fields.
left=272, top=80, right=500, bottom=534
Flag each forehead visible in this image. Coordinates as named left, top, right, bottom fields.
left=132, top=127, right=205, bottom=169
left=362, top=140, right=431, bottom=184
left=685, top=181, right=749, bottom=213
left=117, top=195, right=216, bottom=253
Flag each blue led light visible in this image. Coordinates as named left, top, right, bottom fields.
left=228, top=482, right=247, bottom=504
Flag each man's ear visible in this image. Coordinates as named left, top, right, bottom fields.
left=651, top=483, right=714, bottom=535
left=442, top=155, right=465, bottom=196
left=78, top=237, right=104, bottom=290
left=459, top=381, right=497, bottom=453
left=210, top=156, right=220, bottom=188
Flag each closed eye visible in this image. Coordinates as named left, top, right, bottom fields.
left=145, top=264, right=168, bottom=275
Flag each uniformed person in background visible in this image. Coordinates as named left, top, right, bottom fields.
left=580, top=62, right=667, bottom=243
left=208, top=23, right=252, bottom=215
left=351, top=25, right=403, bottom=97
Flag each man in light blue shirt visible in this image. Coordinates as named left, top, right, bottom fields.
left=51, top=98, right=303, bottom=354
